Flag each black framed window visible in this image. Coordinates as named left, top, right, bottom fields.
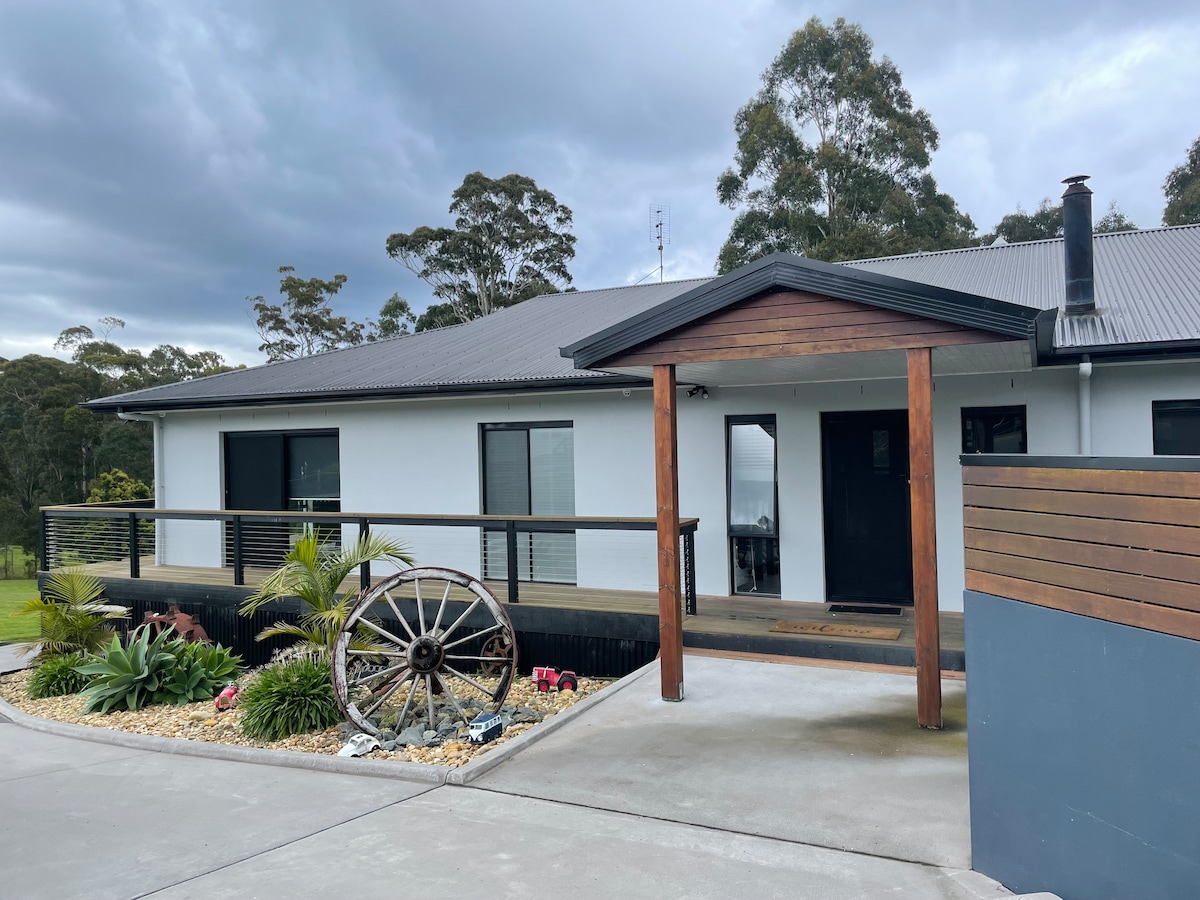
left=727, top=415, right=780, bottom=596
left=962, top=406, right=1027, bottom=454
left=223, top=429, right=340, bottom=565
left=1153, top=401, right=1200, bottom=455
left=481, top=421, right=575, bottom=584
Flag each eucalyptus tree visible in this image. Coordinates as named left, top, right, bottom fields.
left=716, top=17, right=974, bottom=270
left=387, top=171, right=576, bottom=328
left=1163, top=136, right=1200, bottom=226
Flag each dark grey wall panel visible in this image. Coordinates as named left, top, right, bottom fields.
left=964, top=590, right=1200, bottom=900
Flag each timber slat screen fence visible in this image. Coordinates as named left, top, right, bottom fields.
left=962, top=455, right=1200, bottom=641
left=40, top=505, right=700, bottom=613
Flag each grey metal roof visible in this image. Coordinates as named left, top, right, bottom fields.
left=87, top=225, right=1200, bottom=413
left=85, top=278, right=709, bottom=412
left=847, top=225, right=1200, bottom=350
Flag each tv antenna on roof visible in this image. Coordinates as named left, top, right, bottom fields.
left=650, top=204, right=670, bottom=283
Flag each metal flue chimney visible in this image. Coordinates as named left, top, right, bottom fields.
left=1062, top=175, right=1095, bottom=315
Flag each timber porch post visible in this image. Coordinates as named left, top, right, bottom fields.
left=907, top=347, right=942, bottom=728
left=654, top=363, right=684, bottom=701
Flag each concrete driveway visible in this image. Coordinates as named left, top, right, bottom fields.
left=0, top=654, right=1015, bottom=899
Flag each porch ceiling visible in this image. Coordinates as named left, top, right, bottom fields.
left=600, top=340, right=1032, bottom=388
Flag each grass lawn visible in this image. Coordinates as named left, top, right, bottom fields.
left=0, top=579, right=40, bottom=643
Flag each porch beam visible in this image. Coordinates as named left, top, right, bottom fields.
left=654, top=363, right=684, bottom=701
left=907, top=347, right=942, bottom=728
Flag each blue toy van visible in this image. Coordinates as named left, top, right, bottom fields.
left=468, top=713, right=503, bottom=744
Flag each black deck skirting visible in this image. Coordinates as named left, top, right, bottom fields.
left=43, top=575, right=961, bottom=676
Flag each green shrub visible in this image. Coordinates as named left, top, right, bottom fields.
left=76, top=628, right=181, bottom=713
left=14, top=569, right=129, bottom=663
left=74, top=629, right=244, bottom=713
left=26, top=652, right=93, bottom=699
left=179, top=642, right=241, bottom=685
left=156, top=642, right=243, bottom=706
left=239, top=656, right=342, bottom=741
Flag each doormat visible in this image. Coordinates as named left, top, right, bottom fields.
left=769, top=621, right=902, bottom=640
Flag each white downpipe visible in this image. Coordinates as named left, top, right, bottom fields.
left=117, top=411, right=165, bottom=564
left=1078, top=358, right=1093, bottom=455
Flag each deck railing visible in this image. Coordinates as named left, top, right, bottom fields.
left=40, top=505, right=700, bottom=613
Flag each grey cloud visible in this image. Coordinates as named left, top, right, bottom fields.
left=1, top=0, right=1198, bottom=366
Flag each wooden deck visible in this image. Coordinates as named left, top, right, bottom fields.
left=72, top=559, right=965, bottom=668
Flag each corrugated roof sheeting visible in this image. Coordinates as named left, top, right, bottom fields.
left=847, top=226, right=1200, bottom=349
left=89, top=226, right=1200, bottom=411
left=90, top=278, right=710, bottom=409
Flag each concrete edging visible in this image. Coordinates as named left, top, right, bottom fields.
left=0, top=659, right=658, bottom=786
left=447, top=657, right=659, bottom=785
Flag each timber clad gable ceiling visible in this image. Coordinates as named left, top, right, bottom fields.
left=561, top=253, right=1042, bottom=371
left=603, top=288, right=1017, bottom=368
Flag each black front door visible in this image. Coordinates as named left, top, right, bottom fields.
left=821, top=410, right=913, bottom=605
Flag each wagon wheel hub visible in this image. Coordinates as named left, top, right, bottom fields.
left=406, top=634, right=445, bottom=674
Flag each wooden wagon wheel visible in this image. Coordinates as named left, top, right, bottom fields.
left=332, top=567, right=517, bottom=739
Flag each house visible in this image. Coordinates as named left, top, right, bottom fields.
left=81, top=179, right=1200, bottom=721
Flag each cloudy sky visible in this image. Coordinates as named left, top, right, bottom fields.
left=3, top=0, right=1198, bottom=366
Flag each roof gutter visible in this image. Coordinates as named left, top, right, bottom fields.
left=87, top=373, right=653, bottom=415
left=1035, top=338, right=1200, bottom=367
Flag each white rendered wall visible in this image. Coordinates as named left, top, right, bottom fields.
left=154, top=360, right=1199, bottom=612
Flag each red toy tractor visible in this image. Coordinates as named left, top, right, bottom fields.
left=532, top=666, right=578, bottom=692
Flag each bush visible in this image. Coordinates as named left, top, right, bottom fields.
left=14, top=569, right=129, bottom=663
left=26, top=652, right=93, bottom=699
left=156, top=642, right=243, bottom=706
left=239, top=656, right=342, bottom=741
left=74, top=629, right=243, bottom=713
left=76, top=628, right=181, bottom=713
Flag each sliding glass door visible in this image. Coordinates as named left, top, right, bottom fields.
left=482, top=421, right=576, bottom=584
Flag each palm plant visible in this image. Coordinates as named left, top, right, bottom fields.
left=239, top=529, right=414, bottom=657
left=14, top=569, right=129, bottom=662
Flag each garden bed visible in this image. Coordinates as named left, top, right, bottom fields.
left=0, top=667, right=610, bottom=768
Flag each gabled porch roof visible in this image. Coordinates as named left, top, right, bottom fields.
left=561, top=252, right=1047, bottom=384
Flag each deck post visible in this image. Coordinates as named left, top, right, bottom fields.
left=907, top=347, right=942, bottom=728
left=232, top=515, right=244, bottom=587
left=358, top=518, right=370, bottom=593
left=505, top=520, right=520, bottom=604
left=654, top=364, right=684, bottom=701
left=128, top=512, right=140, bottom=579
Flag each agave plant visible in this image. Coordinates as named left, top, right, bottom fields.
left=76, top=628, right=180, bottom=713
left=14, top=569, right=129, bottom=663
left=239, top=529, right=413, bottom=657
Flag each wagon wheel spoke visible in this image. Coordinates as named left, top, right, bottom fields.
left=443, top=622, right=504, bottom=652
left=430, top=580, right=452, bottom=635
left=414, top=578, right=427, bottom=635
left=441, top=663, right=497, bottom=699
left=433, top=672, right=471, bottom=727
left=383, top=590, right=419, bottom=642
left=348, top=662, right=408, bottom=688
left=333, top=567, right=517, bottom=738
left=424, top=674, right=437, bottom=731
left=356, top=617, right=410, bottom=650
left=394, top=674, right=420, bottom=732
left=439, top=596, right=482, bottom=643
left=362, top=669, right=414, bottom=719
